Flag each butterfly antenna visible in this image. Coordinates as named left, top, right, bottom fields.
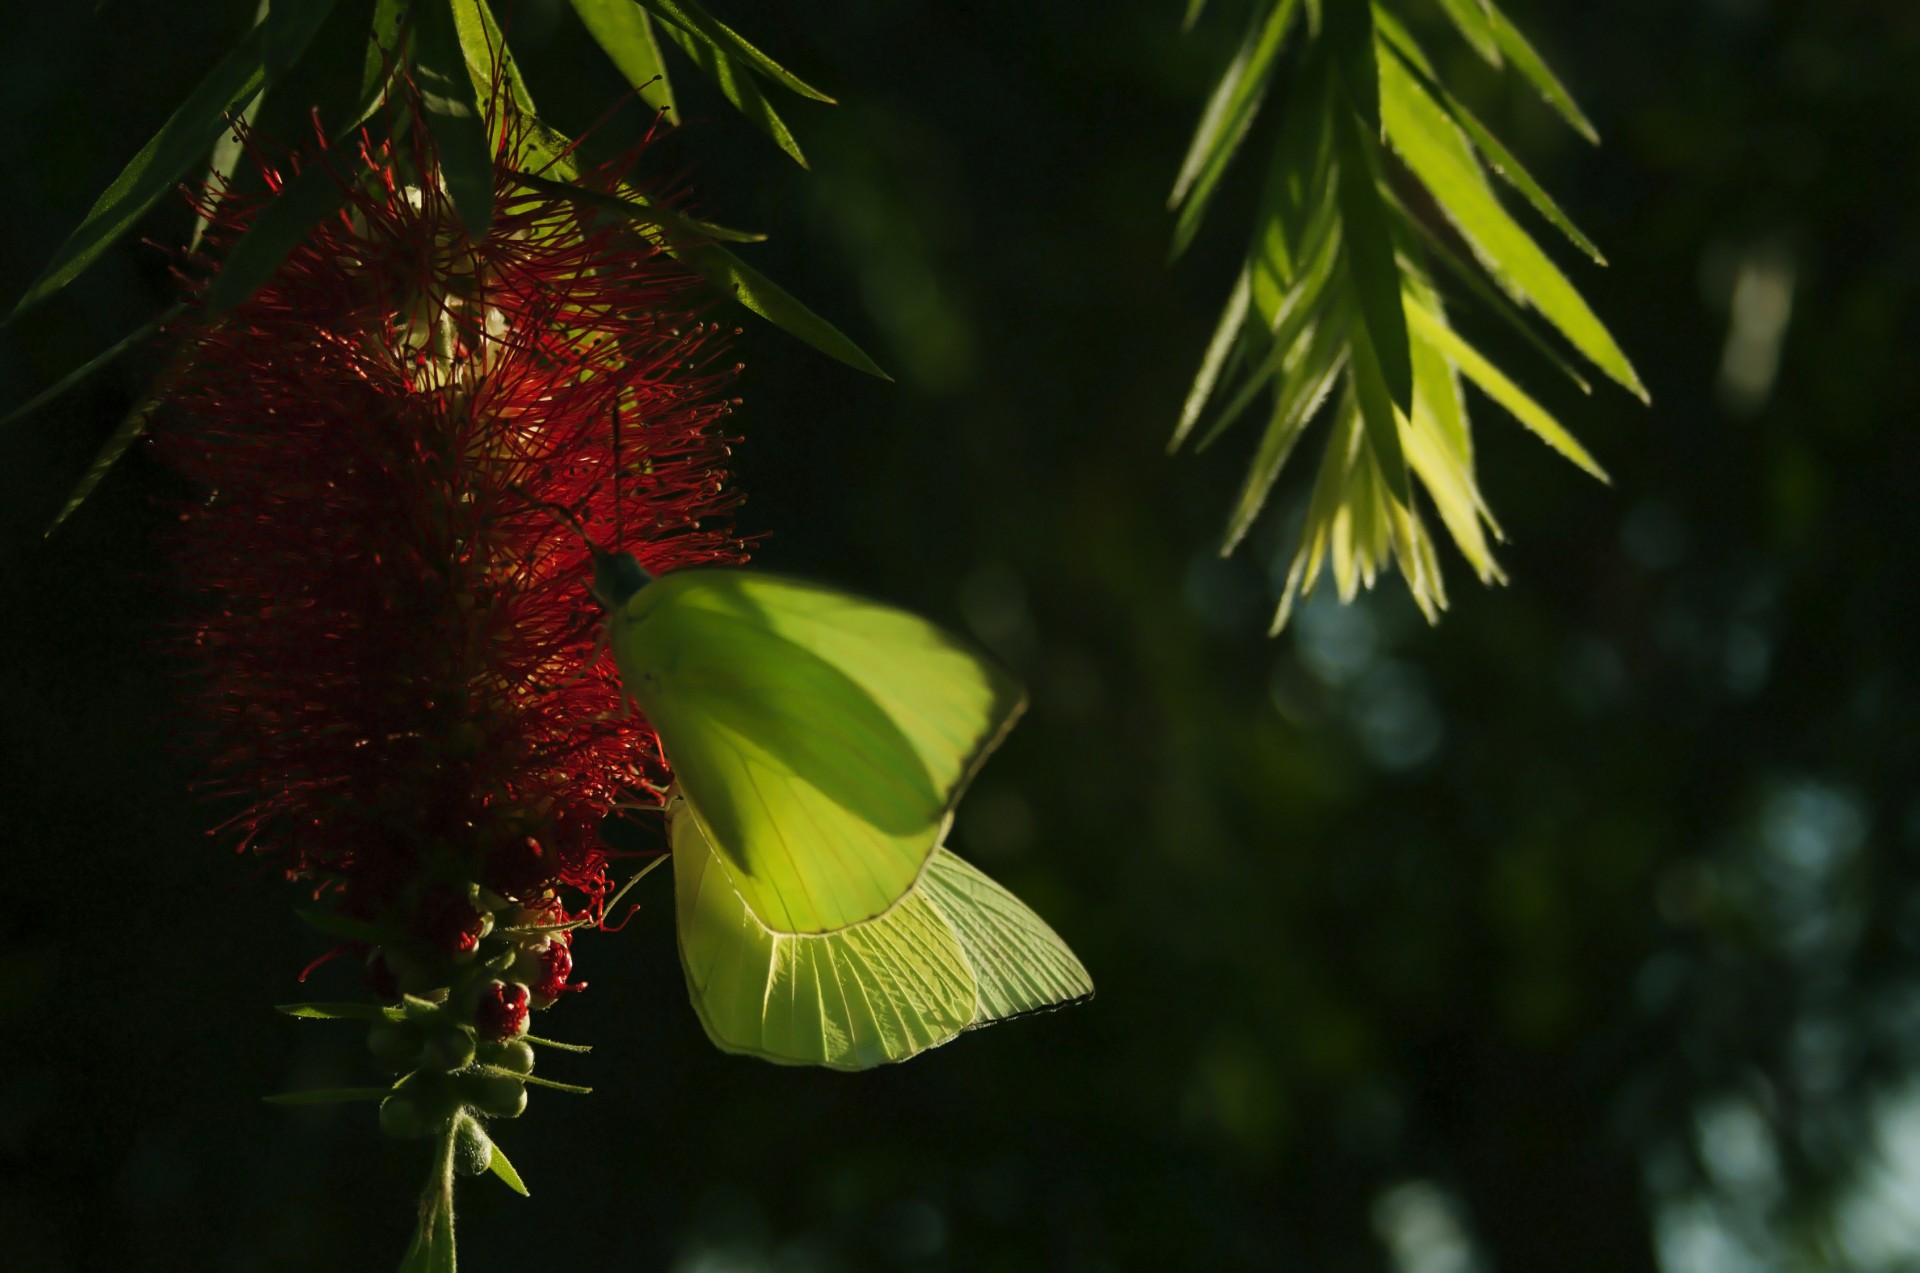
left=612, top=398, right=626, bottom=552
left=506, top=481, right=599, bottom=554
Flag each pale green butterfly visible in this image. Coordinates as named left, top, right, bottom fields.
left=670, top=793, right=1092, bottom=1069
left=590, top=553, right=1090, bottom=1067
left=593, top=553, right=1020, bottom=934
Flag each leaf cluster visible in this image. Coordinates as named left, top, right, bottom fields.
left=1172, top=0, right=1644, bottom=631
left=5, top=0, right=884, bottom=532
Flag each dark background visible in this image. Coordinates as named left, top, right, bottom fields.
left=4, top=0, right=1919, bottom=1269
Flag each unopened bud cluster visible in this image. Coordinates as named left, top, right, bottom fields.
left=362, top=884, right=577, bottom=1148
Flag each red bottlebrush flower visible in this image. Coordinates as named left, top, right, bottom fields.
left=157, top=117, right=746, bottom=957
left=475, top=981, right=532, bottom=1042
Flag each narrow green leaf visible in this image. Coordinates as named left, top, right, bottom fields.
left=206, top=164, right=347, bottom=314
left=510, top=170, right=765, bottom=243
left=1347, top=312, right=1412, bottom=505
left=517, top=1073, right=593, bottom=1095
left=487, top=1143, right=531, bottom=1196
left=6, top=6, right=325, bottom=322
left=263, top=0, right=340, bottom=77
left=570, top=0, right=676, bottom=119
left=1408, top=302, right=1608, bottom=481
left=1386, top=193, right=1591, bottom=395
left=401, top=1127, right=459, bottom=1273
left=1220, top=305, right=1350, bottom=551
left=276, top=1001, right=404, bottom=1022
left=1197, top=211, right=1341, bottom=452
left=652, top=16, right=805, bottom=167
left=453, top=0, right=537, bottom=119
left=1380, top=35, right=1603, bottom=264
left=189, top=0, right=272, bottom=255
left=44, top=333, right=201, bottom=536
left=1171, top=267, right=1251, bottom=452
left=2, top=304, right=182, bottom=433
left=1168, top=0, right=1301, bottom=255
left=1377, top=51, right=1643, bottom=398
left=674, top=239, right=889, bottom=379
left=1480, top=0, right=1598, bottom=143
left=295, top=907, right=398, bottom=944
left=1332, top=83, right=1413, bottom=418
left=1324, top=0, right=1381, bottom=136
left=363, top=0, right=409, bottom=101
left=1182, top=0, right=1209, bottom=33
left=264, top=1087, right=393, bottom=1105
left=416, top=0, right=495, bottom=239
left=521, top=1034, right=593, bottom=1052
left=1430, top=0, right=1502, bottom=66
left=637, top=0, right=834, bottom=102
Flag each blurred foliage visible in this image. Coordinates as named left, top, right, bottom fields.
left=5, top=1, right=1920, bottom=1271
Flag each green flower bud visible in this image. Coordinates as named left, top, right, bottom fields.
left=379, top=1094, right=436, bottom=1140
left=422, top=1024, right=477, bottom=1072
left=368, top=1021, right=421, bottom=1067
left=462, top=1072, right=528, bottom=1119
left=453, top=1116, right=494, bottom=1178
left=478, top=1039, right=536, bottom=1076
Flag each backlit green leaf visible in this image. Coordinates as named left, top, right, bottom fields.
left=276, top=1001, right=404, bottom=1022
left=1408, top=301, right=1608, bottom=481
left=416, top=0, right=495, bottom=239
left=1347, top=309, right=1412, bottom=505
left=362, top=0, right=408, bottom=101
left=8, top=1, right=335, bottom=322
left=653, top=16, right=806, bottom=167
left=1480, top=0, right=1598, bottom=143
left=1220, top=303, right=1349, bottom=551
left=1, top=304, right=182, bottom=434
left=511, top=169, right=765, bottom=243
left=638, top=0, right=834, bottom=102
left=1171, top=267, right=1250, bottom=452
left=1332, top=80, right=1414, bottom=419
left=1168, top=0, right=1302, bottom=255
left=1430, top=0, right=1502, bottom=66
left=570, top=0, right=677, bottom=119
left=1378, top=49, right=1643, bottom=399
left=487, top=1142, right=530, bottom=1196
left=1379, top=33, right=1603, bottom=265
left=673, top=239, right=889, bottom=379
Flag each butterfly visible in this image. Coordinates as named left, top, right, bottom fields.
left=594, top=555, right=1091, bottom=1068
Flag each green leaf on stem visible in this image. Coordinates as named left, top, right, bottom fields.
left=1377, top=28, right=1603, bottom=265
left=264, top=1087, right=394, bottom=1105
left=277, top=1001, right=405, bottom=1022
left=1, top=304, right=183, bottom=434
left=652, top=15, right=806, bottom=167
left=521, top=1034, right=593, bottom=1052
left=1376, top=48, right=1643, bottom=399
left=1171, top=267, right=1250, bottom=452
left=1478, top=0, right=1598, bottom=143
left=487, top=1142, right=531, bottom=1196
left=570, top=0, right=677, bottom=119
left=1430, top=0, right=1502, bottom=66
left=512, top=169, right=765, bottom=243
left=1407, top=301, right=1608, bottom=481
left=637, top=0, right=834, bottom=102
left=400, top=1125, right=459, bottom=1273
left=1168, top=0, right=1301, bottom=256
left=1331, top=81, right=1413, bottom=421
left=416, top=0, right=495, bottom=239
left=675, top=239, right=890, bottom=379
left=7, top=0, right=337, bottom=323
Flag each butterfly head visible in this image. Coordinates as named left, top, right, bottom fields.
left=591, top=551, right=653, bottom=612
